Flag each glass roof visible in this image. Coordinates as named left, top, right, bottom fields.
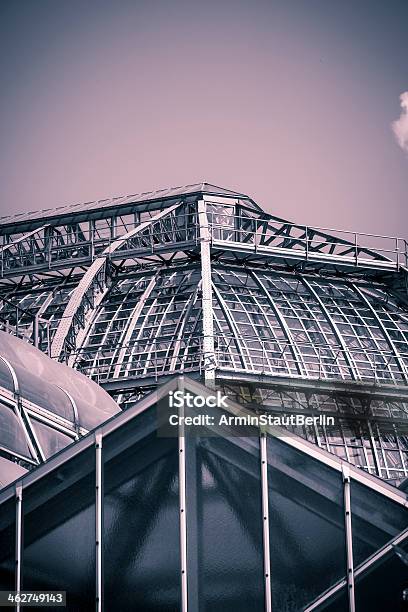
left=0, top=331, right=120, bottom=426
left=0, top=331, right=120, bottom=473
left=0, top=456, right=27, bottom=489
left=0, top=376, right=406, bottom=611
left=44, top=266, right=406, bottom=386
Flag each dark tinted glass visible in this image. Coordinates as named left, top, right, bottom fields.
left=186, top=432, right=264, bottom=612
left=22, top=447, right=95, bottom=611
left=351, top=480, right=408, bottom=566
left=0, top=498, right=15, bottom=590
left=103, top=406, right=181, bottom=611
left=355, top=539, right=408, bottom=612
left=267, top=436, right=346, bottom=610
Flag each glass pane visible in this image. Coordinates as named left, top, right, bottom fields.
left=103, top=406, right=180, bottom=611
left=14, top=363, right=75, bottom=421
left=0, top=358, right=14, bottom=391
left=267, top=436, right=346, bottom=610
left=22, top=447, right=95, bottom=611
left=318, top=586, right=349, bottom=612
left=0, top=403, right=32, bottom=458
left=187, top=431, right=264, bottom=612
left=355, top=538, right=408, bottom=612
left=351, top=480, right=408, bottom=566
left=74, top=395, right=118, bottom=430
left=0, top=456, right=27, bottom=489
left=30, top=418, right=74, bottom=459
left=0, top=498, right=15, bottom=590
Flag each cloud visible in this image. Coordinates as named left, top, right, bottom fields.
left=392, top=91, right=408, bottom=153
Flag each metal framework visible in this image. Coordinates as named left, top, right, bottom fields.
left=0, top=376, right=407, bottom=612
left=0, top=331, right=119, bottom=485
left=1, top=182, right=408, bottom=483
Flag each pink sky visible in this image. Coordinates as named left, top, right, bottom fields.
left=0, top=0, right=407, bottom=235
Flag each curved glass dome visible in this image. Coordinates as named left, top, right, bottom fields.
left=0, top=331, right=120, bottom=476
left=65, top=265, right=408, bottom=385
left=0, top=182, right=407, bottom=483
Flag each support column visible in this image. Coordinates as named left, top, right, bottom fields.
left=260, top=433, right=272, bottom=612
left=33, top=314, right=39, bottom=349
left=198, top=200, right=215, bottom=386
left=178, top=380, right=188, bottom=612
left=15, top=483, right=22, bottom=612
left=342, top=465, right=355, bottom=612
left=95, top=434, right=103, bottom=612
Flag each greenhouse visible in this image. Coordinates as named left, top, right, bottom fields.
left=0, top=182, right=407, bottom=610
left=0, top=376, right=407, bottom=611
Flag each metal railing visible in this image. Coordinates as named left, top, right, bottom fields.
left=2, top=210, right=407, bottom=276
left=208, top=212, right=408, bottom=270
left=0, top=213, right=200, bottom=276
left=0, top=297, right=50, bottom=348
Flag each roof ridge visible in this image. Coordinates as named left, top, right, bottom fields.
left=0, top=182, right=252, bottom=226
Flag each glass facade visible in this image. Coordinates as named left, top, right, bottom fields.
left=0, top=377, right=406, bottom=612
left=103, top=407, right=180, bottom=611
left=267, top=436, right=346, bottom=609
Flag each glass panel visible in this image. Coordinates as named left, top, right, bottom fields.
left=30, top=418, right=74, bottom=459
left=267, top=436, right=346, bottom=610
left=355, top=538, right=408, bottom=612
left=74, top=395, right=118, bottom=430
left=351, top=480, right=408, bottom=566
left=0, top=456, right=27, bottom=489
left=0, top=497, right=15, bottom=590
left=186, top=429, right=264, bottom=612
left=318, top=586, right=349, bottom=612
left=22, top=447, right=95, bottom=611
left=14, top=363, right=74, bottom=421
left=0, top=403, right=32, bottom=458
left=103, top=406, right=181, bottom=611
left=0, top=359, right=14, bottom=391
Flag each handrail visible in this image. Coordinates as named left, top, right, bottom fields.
left=207, top=212, right=408, bottom=269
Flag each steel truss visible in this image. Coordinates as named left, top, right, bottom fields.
left=1, top=183, right=408, bottom=483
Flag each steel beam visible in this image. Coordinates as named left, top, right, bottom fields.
left=15, top=483, right=22, bottom=609
left=95, top=433, right=103, bottom=612
left=215, top=368, right=408, bottom=401
left=342, top=465, right=355, bottom=612
left=260, top=433, right=272, bottom=612
left=51, top=202, right=182, bottom=359
left=178, top=379, right=188, bottom=612
left=198, top=199, right=215, bottom=384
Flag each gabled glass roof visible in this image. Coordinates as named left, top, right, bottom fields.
left=0, top=376, right=406, bottom=611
